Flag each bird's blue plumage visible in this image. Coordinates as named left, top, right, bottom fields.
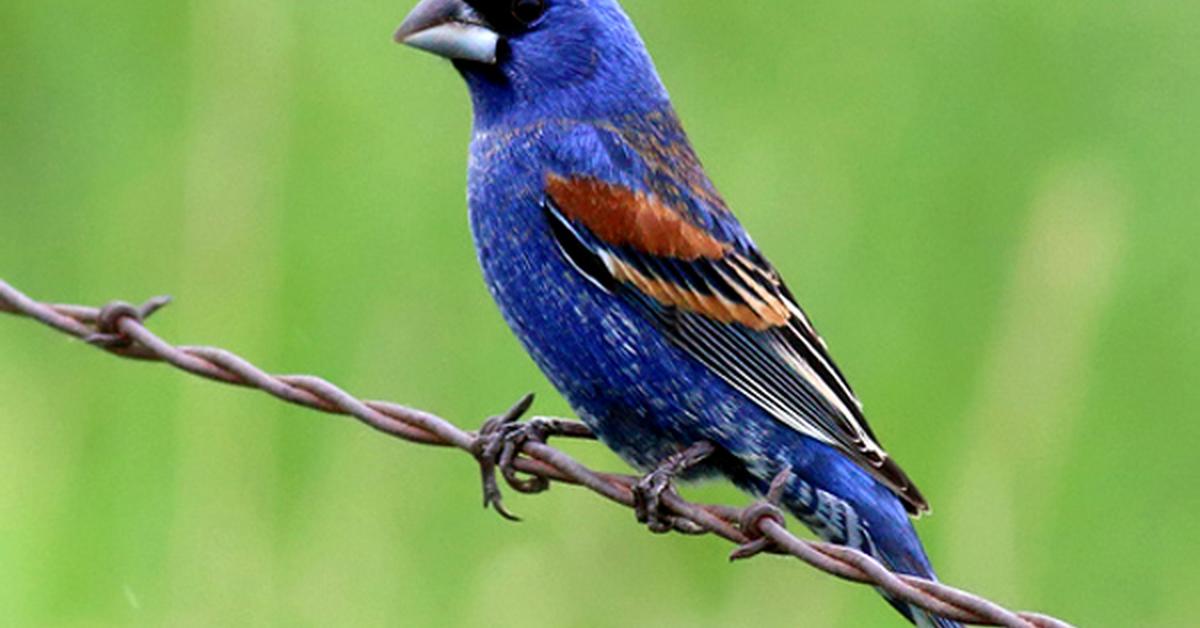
left=405, top=0, right=958, bottom=624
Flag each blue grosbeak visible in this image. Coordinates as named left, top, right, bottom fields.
left=397, top=1, right=956, bottom=625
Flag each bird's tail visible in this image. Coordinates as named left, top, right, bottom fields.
left=778, top=477, right=962, bottom=628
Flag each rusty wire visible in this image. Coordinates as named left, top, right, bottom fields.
left=0, top=278, right=1072, bottom=628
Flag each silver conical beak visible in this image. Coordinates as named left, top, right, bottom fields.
left=395, top=0, right=499, bottom=65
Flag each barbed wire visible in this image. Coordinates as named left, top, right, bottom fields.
left=0, top=278, right=1071, bottom=628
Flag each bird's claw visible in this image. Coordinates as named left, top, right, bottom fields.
left=730, top=466, right=792, bottom=561
left=632, top=441, right=716, bottom=535
left=632, top=467, right=675, bottom=533
left=473, top=394, right=595, bottom=521
left=474, top=393, right=539, bottom=521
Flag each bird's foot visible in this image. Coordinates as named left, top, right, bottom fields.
left=472, top=393, right=595, bottom=521
left=730, top=467, right=792, bottom=561
left=632, top=441, right=717, bottom=534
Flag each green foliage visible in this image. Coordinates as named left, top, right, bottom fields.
left=2, top=1, right=1198, bottom=625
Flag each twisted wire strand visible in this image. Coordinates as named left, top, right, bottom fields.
left=0, top=279, right=1072, bottom=628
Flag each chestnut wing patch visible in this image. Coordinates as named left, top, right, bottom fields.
left=542, top=174, right=928, bottom=515
left=545, top=175, right=728, bottom=260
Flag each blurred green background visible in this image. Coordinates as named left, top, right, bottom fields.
left=2, top=1, right=1198, bottom=626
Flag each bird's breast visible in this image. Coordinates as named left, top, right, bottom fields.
left=465, top=131, right=723, bottom=467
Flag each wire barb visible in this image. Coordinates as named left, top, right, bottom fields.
left=85, top=296, right=171, bottom=348
left=0, top=278, right=1074, bottom=628
left=730, top=466, right=792, bottom=561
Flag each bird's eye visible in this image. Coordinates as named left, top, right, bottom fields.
left=511, top=0, right=546, bottom=26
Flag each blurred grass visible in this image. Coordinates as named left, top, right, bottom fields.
left=2, top=1, right=1198, bottom=626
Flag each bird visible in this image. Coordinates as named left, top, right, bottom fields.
left=396, top=1, right=957, bottom=625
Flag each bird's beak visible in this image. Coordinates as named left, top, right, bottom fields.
left=395, top=0, right=500, bottom=65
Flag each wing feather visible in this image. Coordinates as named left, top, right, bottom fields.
left=543, top=175, right=929, bottom=515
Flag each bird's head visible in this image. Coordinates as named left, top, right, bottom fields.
left=396, top=0, right=670, bottom=129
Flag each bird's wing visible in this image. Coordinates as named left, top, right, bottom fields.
left=541, top=127, right=928, bottom=514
